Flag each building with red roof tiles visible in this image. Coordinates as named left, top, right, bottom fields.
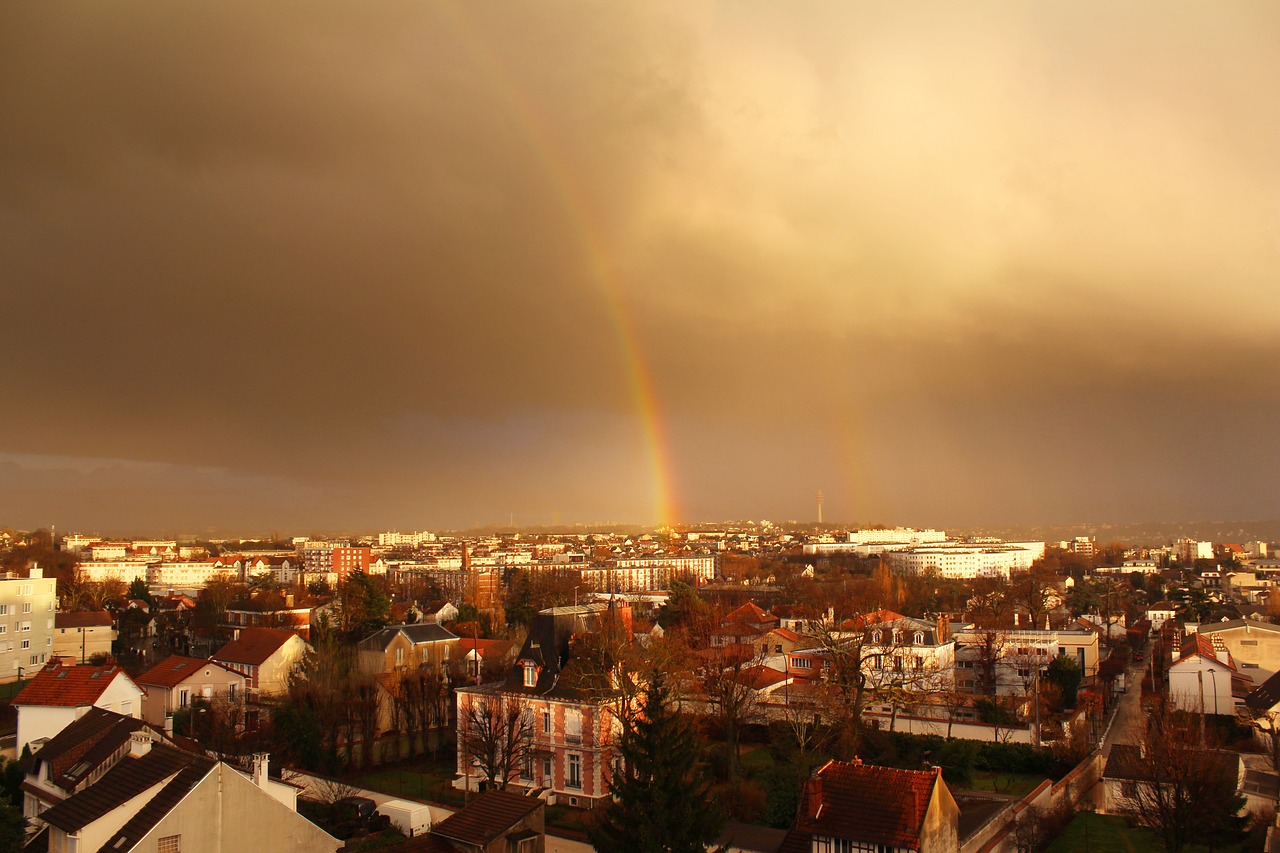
left=210, top=628, right=310, bottom=696
left=135, top=655, right=246, bottom=732
left=779, top=758, right=960, bottom=853
left=1168, top=631, right=1255, bottom=716
left=14, top=661, right=145, bottom=753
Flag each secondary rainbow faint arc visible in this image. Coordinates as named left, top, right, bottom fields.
left=430, top=3, right=680, bottom=528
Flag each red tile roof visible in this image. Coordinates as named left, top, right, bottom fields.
left=792, top=759, right=942, bottom=850
left=841, top=609, right=907, bottom=631
left=1179, top=633, right=1236, bottom=670
left=456, top=638, right=515, bottom=660
left=14, top=662, right=142, bottom=708
left=211, top=628, right=303, bottom=666
left=135, top=656, right=240, bottom=689
left=723, top=602, right=775, bottom=625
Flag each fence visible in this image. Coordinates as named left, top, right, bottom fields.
left=959, top=749, right=1104, bottom=853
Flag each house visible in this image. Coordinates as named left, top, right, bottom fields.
left=1197, top=619, right=1280, bottom=682
left=711, top=602, right=779, bottom=649
left=754, top=627, right=811, bottom=660
left=14, top=661, right=146, bottom=754
left=452, top=638, right=517, bottom=683
left=421, top=601, right=459, bottom=624
left=210, top=627, right=310, bottom=696
left=1102, top=742, right=1243, bottom=816
left=30, top=739, right=339, bottom=853
left=779, top=758, right=960, bottom=853
left=135, top=655, right=247, bottom=733
left=52, top=611, right=116, bottom=663
left=400, top=789, right=544, bottom=853
left=22, top=707, right=165, bottom=820
left=1146, top=602, right=1177, bottom=632
left=454, top=603, right=629, bottom=808
left=357, top=623, right=459, bottom=676
left=1167, top=634, right=1253, bottom=716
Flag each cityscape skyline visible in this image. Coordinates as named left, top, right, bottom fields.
left=3, top=2, right=1279, bottom=533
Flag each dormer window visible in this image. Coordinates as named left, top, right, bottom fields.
left=871, top=630, right=882, bottom=644
left=522, top=661, right=537, bottom=687
left=914, top=632, right=925, bottom=646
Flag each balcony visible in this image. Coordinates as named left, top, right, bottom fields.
left=564, top=734, right=582, bottom=746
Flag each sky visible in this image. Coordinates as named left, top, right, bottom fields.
left=2, top=1, right=1279, bottom=535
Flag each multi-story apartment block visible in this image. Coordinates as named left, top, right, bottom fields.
left=454, top=603, right=629, bottom=808
left=0, top=568, right=58, bottom=683
left=886, top=541, right=1046, bottom=580
left=378, top=530, right=437, bottom=549
left=77, top=560, right=152, bottom=584
left=148, top=560, right=235, bottom=589
left=577, top=555, right=716, bottom=593
left=803, top=528, right=947, bottom=556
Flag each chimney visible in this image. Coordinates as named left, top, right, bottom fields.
left=130, top=730, right=153, bottom=758
left=252, top=753, right=270, bottom=788
left=1014, top=612, right=1020, bottom=627
left=30, top=565, right=43, bottom=579
left=936, top=613, right=949, bottom=644
left=806, top=776, right=824, bottom=819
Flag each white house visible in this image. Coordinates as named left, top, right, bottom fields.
left=1167, top=634, right=1252, bottom=717
left=13, top=661, right=146, bottom=753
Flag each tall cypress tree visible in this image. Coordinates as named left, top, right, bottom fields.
left=589, top=670, right=725, bottom=853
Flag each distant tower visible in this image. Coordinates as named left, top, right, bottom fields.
left=816, top=491, right=825, bottom=525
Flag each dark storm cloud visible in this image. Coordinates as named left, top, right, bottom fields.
left=1, top=1, right=1278, bottom=532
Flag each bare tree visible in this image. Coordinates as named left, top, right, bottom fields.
left=458, top=690, right=541, bottom=791
left=700, top=645, right=764, bottom=779
left=1118, top=712, right=1247, bottom=853
left=1238, top=702, right=1280, bottom=771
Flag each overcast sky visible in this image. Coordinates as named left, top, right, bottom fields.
left=2, top=1, right=1279, bottom=535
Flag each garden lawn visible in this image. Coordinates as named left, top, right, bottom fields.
left=961, top=770, right=1048, bottom=798
left=350, top=766, right=465, bottom=807
left=1046, top=812, right=1248, bottom=853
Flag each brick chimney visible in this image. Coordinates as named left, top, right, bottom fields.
left=936, top=613, right=950, bottom=643
left=806, top=776, right=823, bottom=819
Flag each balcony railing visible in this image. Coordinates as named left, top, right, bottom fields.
left=564, top=734, right=582, bottom=746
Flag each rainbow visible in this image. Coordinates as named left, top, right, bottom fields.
left=426, top=3, right=679, bottom=528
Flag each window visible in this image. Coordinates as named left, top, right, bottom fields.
left=228, top=684, right=237, bottom=701
left=567, top=753, right=581, bottom=789
left=157, top=835, right=181, bottom=853
left=543, top=711, right=551, bottom=734
left=543, top=757, right=552, bottom=780
left=21, top=603, right=31, bottom=614
left=20, top=640, right=29, bottom=650
left=775, top=644, right=783, bottom=654
left=0, top=605, right=8, bottom=616
left=20, top=622, right=29, bottom=633
left=522, top=662, right=537, bottom=687
left=395, top=647, right=404, bottom=666
left=914, top=632, right=924, bottom=645
left=871, top=630, right=882, bottom=644
left=179, top=689, right=190, bottom=709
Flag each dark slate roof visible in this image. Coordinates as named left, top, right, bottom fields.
left=430, top=790, right=542, bottom=847
left=30, top=707, right=159, bottom=791
left=37, top=745, right=212, bottom=833
left=359, top=623, right=457, bottom=652
left=1103, top=743, right=1238, bottom=782
left=96, top=758, right=217, bottom=853
left=791, top=759, right=942, bottom=850
left=498, top=605, right=613, bottom=700
left=1247, top=670, right=1280, bottom=713
left=55, top=611, right=113, bottom=629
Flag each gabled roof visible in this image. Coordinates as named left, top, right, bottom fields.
left=97, top=756, right=218, bottom=852
left=212, top=627, right=305, bottom=666
left=54, top=611, right=113, bottom=629
left=841, top=609, right=908, bottom=630
left=135, top=655, right=241, bottom=689
left=722, top=602, right=775, bottom=626
left=735, top=665, right=789, bottom=691
left=359, top=623, right=457, bottom=652
left=37, top=744, right=213, bottom=833
left=14, top=662, right=141, bottom=708
left=1199, top=619, right=1280, bottom=636
left=28, top=707, right=159, bottom=791
left=456, top=638, right=515, bottom=660
left=430, top=789, right=541, bottom=847
left=787, top=759, right=943, bottom=850
left=1177, top=634, right=1236, bottom=671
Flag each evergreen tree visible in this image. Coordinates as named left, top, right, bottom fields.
left=589, top=670, right=724, bottom=853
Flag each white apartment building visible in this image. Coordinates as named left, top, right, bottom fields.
left=1175, top=538, right=1214, bottom=562
left=803, top=528, right=947, bottom=556
left=60, top=534, right=98, bottom=556
left=78, top=560, right=153, bottom=584
left=377, top=530, right=437, bottom=548
left=148, top=561, right=236, bottom=588
left=580, top=555, right=716, bottom=592
left=89, top=543, right=129, bottom=561
left=0, top=568, right=58, bottom=682
left=887, top=541, right=1046, bottom=580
